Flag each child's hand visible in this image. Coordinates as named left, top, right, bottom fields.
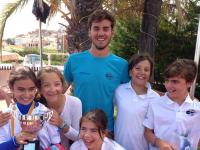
left=49, top=109, right=63, bottom=127
left=156, top=138, right=176, bottom=150
left=0, top=111, right=11, bottom=127
left=16, top=132, right=37, bottom=145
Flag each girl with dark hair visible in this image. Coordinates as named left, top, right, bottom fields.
left=0, top=66, right=61, bottom=150
left=70, top=109, right=125, bottom=150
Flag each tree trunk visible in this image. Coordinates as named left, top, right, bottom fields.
left=139, top=0, right=162, bottom=58
left=67, top=0, right=103, bottom=53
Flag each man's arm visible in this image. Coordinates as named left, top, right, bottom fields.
left=63, top=57, right=73, bottom=84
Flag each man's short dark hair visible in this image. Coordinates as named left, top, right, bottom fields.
left=88, top=9, right=115, bottom=30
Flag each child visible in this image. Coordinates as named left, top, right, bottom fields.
left=70, top=109, right=125, bottom=150
left=143, top=59, right=200, bottom=150
left=0, top=66, right=61, bottom=150
left=114, top=53, right=160, bottom=150
left=37, top=66, right=82, bottom=149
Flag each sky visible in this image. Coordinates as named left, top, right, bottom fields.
left=0, top=0, right=63, bottom=39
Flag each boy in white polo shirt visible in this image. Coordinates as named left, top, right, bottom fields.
left=143, top=59, right=200, bottom=150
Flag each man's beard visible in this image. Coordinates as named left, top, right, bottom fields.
left=95, top=46, right=106, bottom=50
left=94, top=41, right=110, bottom=51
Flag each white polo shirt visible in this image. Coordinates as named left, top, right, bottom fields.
left=143, top=93, right=200, bottom=150
left=70, top=137, right=125, bottom=150
left=114, top=81, right=160, bottom=150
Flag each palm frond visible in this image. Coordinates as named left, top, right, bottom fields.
left=47, top=0, right=61, bottom=18
left=0, top=0, right=29, bottom=61
left=62, top=0, right=73, bottom=11
left=45, top=0, right=73, bottom=27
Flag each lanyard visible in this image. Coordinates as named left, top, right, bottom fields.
left=11, top=101, right=35, bottom=136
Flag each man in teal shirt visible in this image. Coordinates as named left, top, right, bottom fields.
left=64, top=9, right=129, bottom=133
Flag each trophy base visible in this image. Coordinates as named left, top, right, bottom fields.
left=22, top=140, right=40, bottom=150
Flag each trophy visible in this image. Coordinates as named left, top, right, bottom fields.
left=13, top=107, right=53, bottom=150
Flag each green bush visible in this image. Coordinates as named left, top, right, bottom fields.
left=10, top=48, right=39, bottom=57
left=50, top=54, right=67, bottom=65
left=110, top=16, right=140, bottom=60
left=10, top=47, right=68, bottom=64
left=2, top=60, right=23, bottom=64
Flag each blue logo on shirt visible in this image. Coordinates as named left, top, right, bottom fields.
left=79, top=72, right=90, bottom=75
left=105, top=73, right=113, bottom=80
left=186, top=109, right=196, bottom=116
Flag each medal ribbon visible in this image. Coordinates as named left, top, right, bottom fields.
left=11, top=101, right=35, bottom=136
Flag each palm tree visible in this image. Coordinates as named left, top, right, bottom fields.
left=0, top=0, right=104, bottom=59
left=49, top=0, right=103, bottom=53
left=64, top=0, right=103, bottom=53
left=139, top=0, right=194, bottom=58
left=0, top=0, right=55, bottom=62
left=139, top=0, right=163, bottom=58
left=0, top=0, right=30, bottom=62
